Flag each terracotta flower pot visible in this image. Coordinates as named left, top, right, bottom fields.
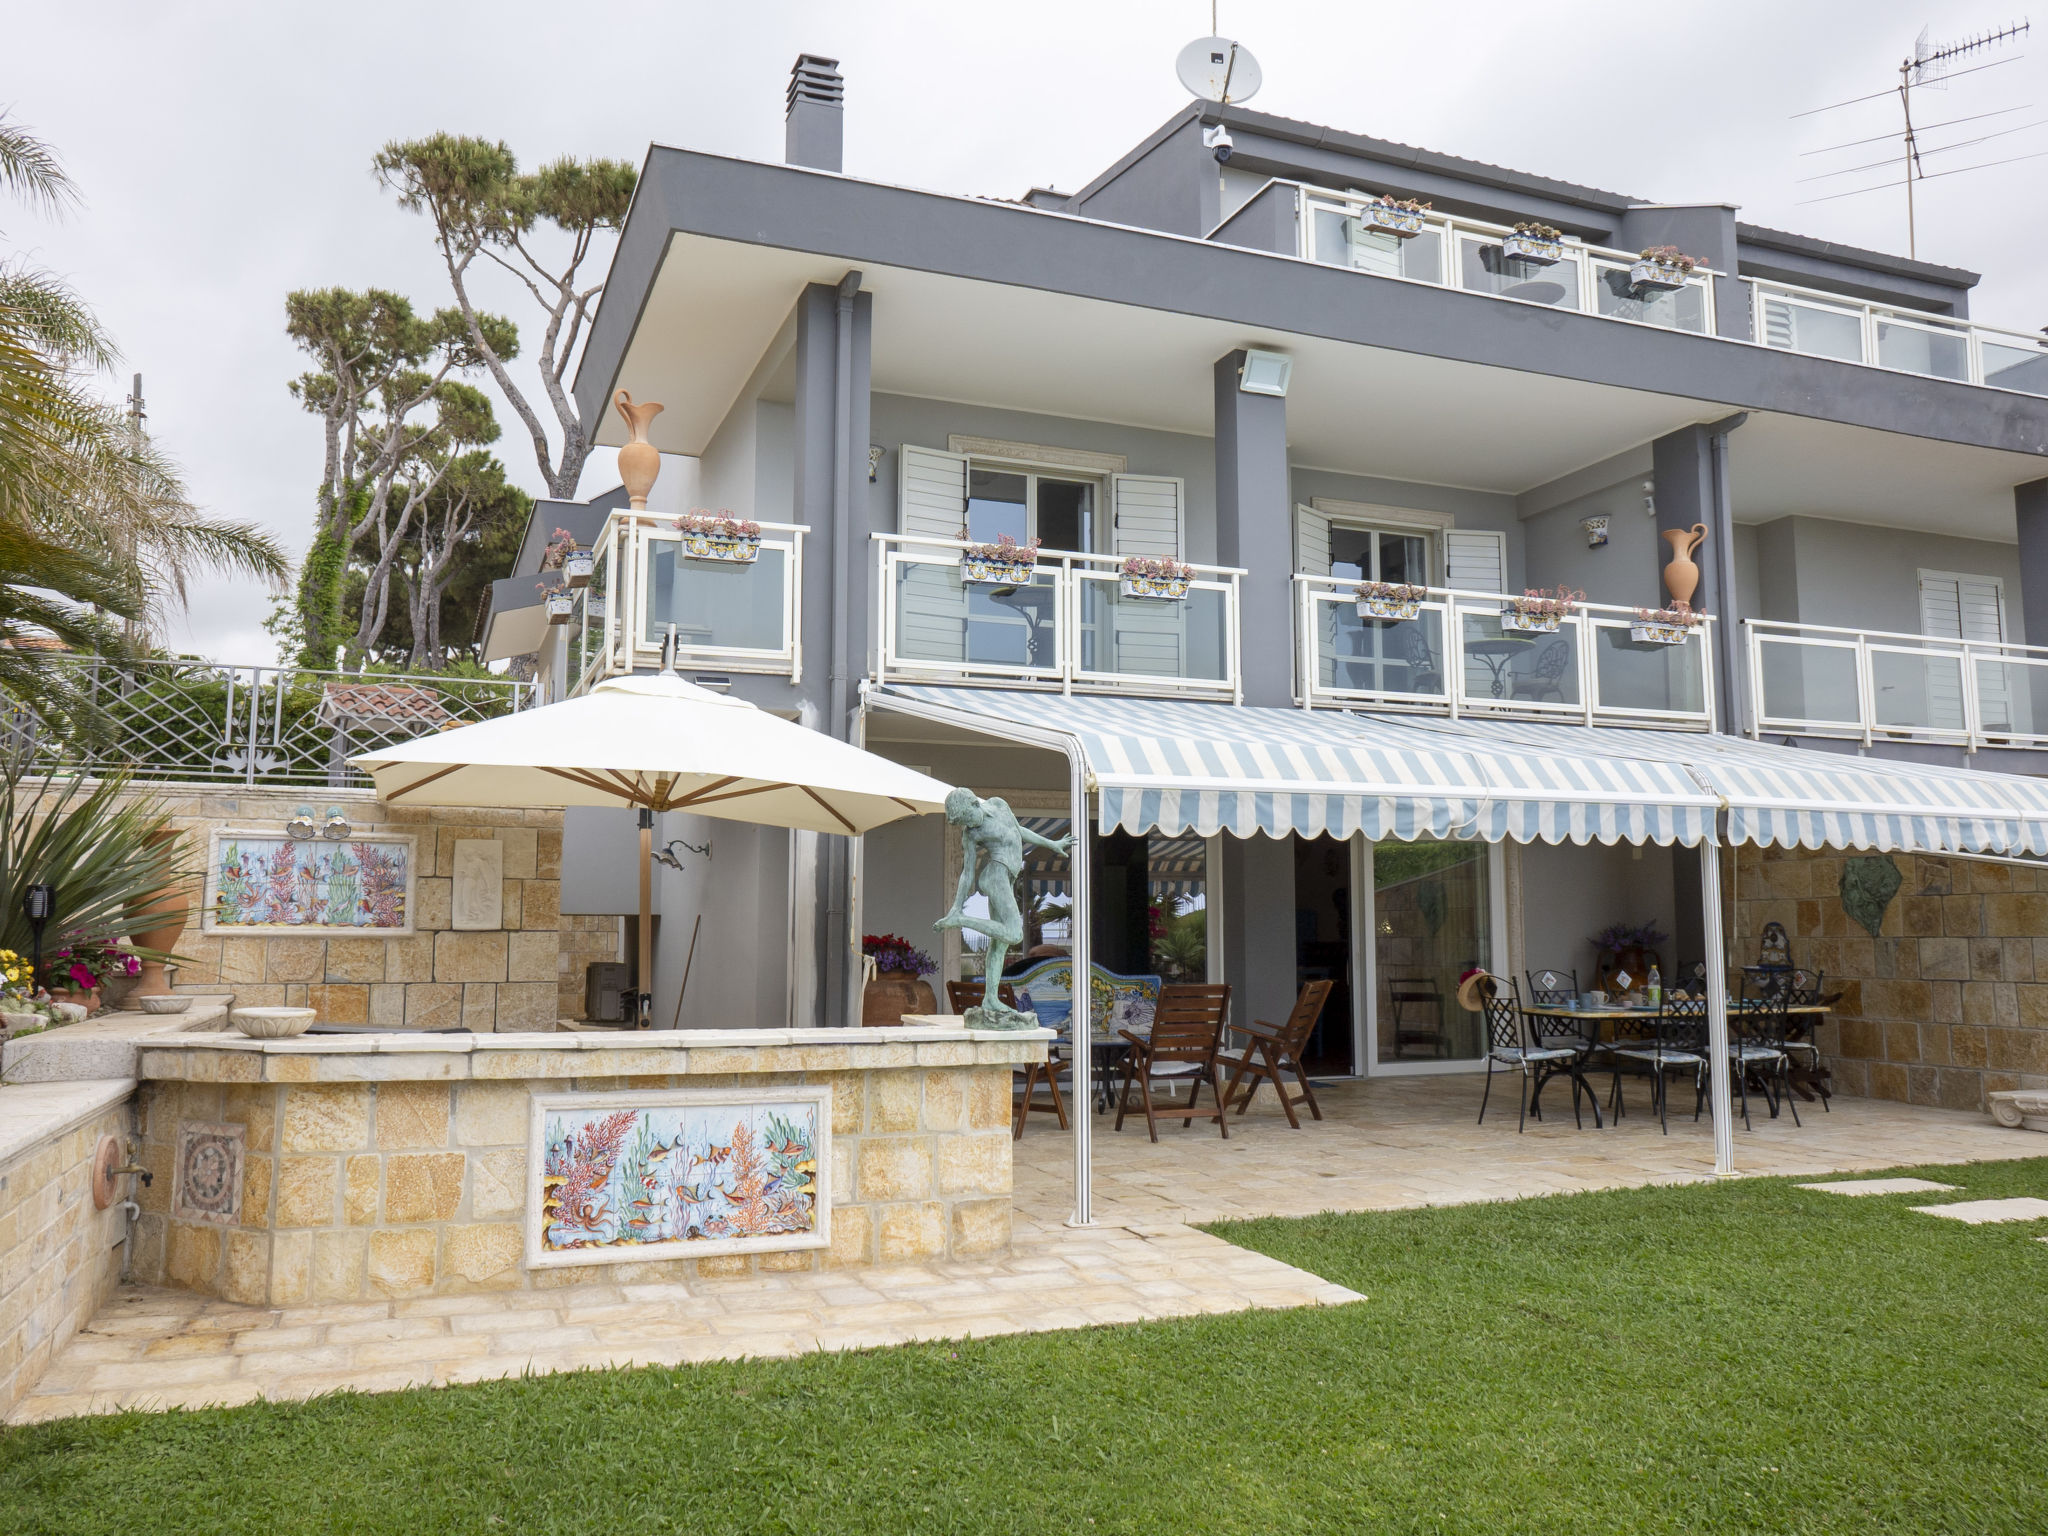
left=861, top=971, right=937, bottom=1027
left=129, top=828, right=196, bottom=997
left=613, top=390, right=665, bottom=510
left=49, top=986, right=100, bottom=1014
left=1661, top=524, right=1707, bottom=607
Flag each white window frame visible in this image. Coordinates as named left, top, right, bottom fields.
left=961, top=452, right=1112, bottom=556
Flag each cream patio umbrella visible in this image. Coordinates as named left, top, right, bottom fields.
left=352, top=670, right=953, bottom=1026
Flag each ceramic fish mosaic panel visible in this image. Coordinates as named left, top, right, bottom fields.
left=207, top=833, right=410, bottom=932
left=530, top=1090, right=829, bottom=1266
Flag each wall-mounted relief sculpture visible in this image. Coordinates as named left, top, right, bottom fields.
left=450, top=838, right=504, bottom=931
left=173, top=1121, right=245, bottom=1225
left=1840, top=855, right=1903, bottom=937
left=202, top=829, right=415, bottom=935
left=527, top=1087, right=830, bottom=1269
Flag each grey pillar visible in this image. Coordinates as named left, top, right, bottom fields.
left=1220, top=835, right=1298, bottom=1047
left=1214, top=350, right=1293, bottom=707
left=2014, top=479, right=2048, bottom=646
left=790, top=279, right=873, bottom=1027
left=1652, top=419, right=1745, bottom=732
left=1618, top=204, right=1745, bottom=342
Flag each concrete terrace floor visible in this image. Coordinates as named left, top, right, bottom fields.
left=13, top=1075, right=2034, bottom=1425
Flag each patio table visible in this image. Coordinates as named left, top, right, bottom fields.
left=1522, top=1002, right=1830, bottom=1120
left=1054, top=1027, right=1146, bottom=1113
left=1464, top=636, right=1536, bottom=698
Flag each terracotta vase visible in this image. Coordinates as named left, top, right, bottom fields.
left=1661, top=523, right=1708, bottom=607
left=129, top=828, right=195, bottom=996
left=861, top=971, right=937, bottom=1027
left=50, top=986, right=100, bottom=1014
left=613, top=391, right=665, bottom=510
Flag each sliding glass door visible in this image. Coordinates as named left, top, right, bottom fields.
left=1361, top=837, right=1502, bottom=1075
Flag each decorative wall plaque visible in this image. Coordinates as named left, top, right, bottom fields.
left=1840, top=855, right=1903, bottom=938
left=451, top=838, right=504, bottom=931
left=203, top=828, right=415, bottom=935
left=174, top=1121, right=245, bottom=1225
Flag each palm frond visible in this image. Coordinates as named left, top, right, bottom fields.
left=0, top=117, right=78, bottom=221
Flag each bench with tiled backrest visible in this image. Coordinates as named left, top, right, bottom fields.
left=998, top=958, right=1163, bottom=1035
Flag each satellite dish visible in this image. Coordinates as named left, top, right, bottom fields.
left=1176, top=36, right=1262, bottom=105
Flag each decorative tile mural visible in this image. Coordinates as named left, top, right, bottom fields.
left=526, top=1088, right=831, bottom=1269
left=173, top=1121, right=245, bottom=1225
left=202, top=829, right=415, bottom=935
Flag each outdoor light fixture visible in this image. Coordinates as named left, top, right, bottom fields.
left=1581, top=515, right=1610, bottom=548
left=23, top=882, right=54, bottom=992
left=321, top=807, right=353, bottom=841
left=285, top=806, right=317, bottom=840
left=1642, top=478, right=1656, bottom=518
left=1237, top=348, right=1292, bottom=396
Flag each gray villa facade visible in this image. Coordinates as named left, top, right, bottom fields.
left=481, top=55, right=2048, bottom=1123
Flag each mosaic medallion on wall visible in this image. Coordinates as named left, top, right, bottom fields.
left=173, top=1121, right=245, bottom=1225
left=1840, top=855, right=1903, bottom=938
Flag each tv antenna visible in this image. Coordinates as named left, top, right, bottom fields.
left=1794, top=20, right=2032, bottom=257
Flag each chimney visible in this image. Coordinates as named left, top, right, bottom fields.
left=785, top=54, right=844, bottom=172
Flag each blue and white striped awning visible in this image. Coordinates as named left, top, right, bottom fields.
left=1372, top=715, right=2048, bottom=858
left=870, top=687, right=1719, bottom=846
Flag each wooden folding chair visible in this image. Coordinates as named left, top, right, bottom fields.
left=951, top=979, right=1068, bottom=1139
left=1113, top=990, right=1231, bottom=1143
left=1221, top=980, right=1334, bottom=1128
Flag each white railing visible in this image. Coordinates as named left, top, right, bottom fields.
left=1295, top=576, right=1717, bottom=729
left=873, top=534, right=1243, bottom=700
left=1224, top=180, right=1718, bottom=337
left=571, top=512, right=807, bottom=695
left=1747, top=618, right=2048, bottom=750
left=1746, top=276, right=2048, bottom=398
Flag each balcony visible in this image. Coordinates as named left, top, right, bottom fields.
left=873, top=535, right=1243, bottom=700
left=1748, top=277, right=2048, bottom=398
left=1747, top=619, right=2048, bottom=750
left=569, top=512, right=807, bottom=694
left=1295, top=577, right=1716, bottom=729
left=1217, top=180, right=1718, bottom=336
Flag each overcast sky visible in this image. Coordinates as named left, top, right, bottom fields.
left=10, top=1, right=2044, bottom=664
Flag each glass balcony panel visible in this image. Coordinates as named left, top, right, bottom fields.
left=1982, top=339, right=2048, bottom=396
left=1875, top=320, right=1968, bottom=381
left=1594, top=267, right=1708, bottom=333
left=1592, top=626, right=1706, bottom=715
left=1310, top=206, right=1442, bottom=281
left=1458, top=238, right=1580, bottom=310
left=892, top=560, right=1059, bottom=672
left=1318, top=604, right=1447, bottom=698
left=1078, top=581, right=1228, bottom=682
left=1758, top=296, right=1864, bottom=362
left=1972, top=656, right=2048, bottom=738
left=1869, top=647, right=1967, bottom=732
left=642, top=542, right=788, bottom=653
left=1459, top=612, right=1580, bottom=707
left=1756, top=638, right=1860, bottom=725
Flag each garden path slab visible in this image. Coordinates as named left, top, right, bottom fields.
left=1798, top=1178, right=1959, bottom=1195
left=1909, top=1197, right=2048, bottom=1224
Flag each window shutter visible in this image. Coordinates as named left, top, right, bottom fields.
left=1441, top=529, right=1507, bottom=593
left=1919, top=571, right=2008, bottom=731
left=898, top=446, right=967, bottom=538
left=1295, top=505, right=1331, bottom=577
left=1111, top=475, right=1183, bottom=559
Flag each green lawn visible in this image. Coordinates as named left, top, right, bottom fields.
left=5, top=1159, right=2047, bottom=1535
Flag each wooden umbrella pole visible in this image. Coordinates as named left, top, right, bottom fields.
left=638, top=807, right=654, bottom=1028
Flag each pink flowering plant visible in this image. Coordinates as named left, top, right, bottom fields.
left=1503, top=586, right=1583, bottom=623
left=48, top=935, right=141, bottom=993
left=961, top=532, right=1040, bottom=566
left=1638, top=245, right=1702, bottom=274
left=1356, top=580, right=1428, bottom=604
left=1633, top=599, right=1704, bottom=630
left=673, top=510, right=761, bottom=540
left=1120, top=555, right=1194, bottom=582
left=540, top=526, right=578, bottom=570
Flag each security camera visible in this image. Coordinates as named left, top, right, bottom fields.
left=1203, top=124, right=1234, bottom=164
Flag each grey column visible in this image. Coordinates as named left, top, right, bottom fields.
left=1214, top=350, right=1292, bottom=708
left=1652, top=420, right=1745, bottom=731
left=1219, top=835, right=1299, bottom=1049
left=2014, top=479, right=2048, bottom=646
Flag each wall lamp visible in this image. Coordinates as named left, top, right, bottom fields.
left=1237, top=348, right=1292, bottom=396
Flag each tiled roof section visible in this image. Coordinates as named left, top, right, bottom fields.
left=316, top=683, right=455, bottom=730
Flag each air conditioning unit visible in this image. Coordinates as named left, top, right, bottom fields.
left=584, top=962, right=631, bottom=1023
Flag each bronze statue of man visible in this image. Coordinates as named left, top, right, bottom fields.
left=935, top=787, right=1071, bottom=1031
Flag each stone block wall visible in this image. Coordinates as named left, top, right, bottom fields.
left=0, top=1087, right=131, bottom=1417
left=1731, top=843, right=2048, bottom=1112
left=119, top=784, right=620, bottom=1031
left=131, top=1034, right=1024, bottom=1303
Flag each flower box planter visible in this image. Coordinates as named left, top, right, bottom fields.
left=961, top=555, right=1037, bottom=588
left=1629, top=619, right=1697, bottom=646
left=1358, top=595, right=1422, bottom=623
left=544, top=592, right=576, bottom=625
left=1629, top=259, right=1689, bottom=293
left=562, top=549, right=595, bottom=588
left=1500, top=609, right=1562, bottom=635
left=680, top=531, right=761, bottom=565
left=1501, top=232, right=1564, bottom=266
left=1120, top=574, right=1190, bottom=602
left=1361, top=202, right=1427, bottom=239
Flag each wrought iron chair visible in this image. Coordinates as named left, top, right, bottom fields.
left=1731, top=976, right=1802, bottom=1130
left=1401, top=626, right=1443, bottom=695
left=1524, top=968, right=1579, bottom=1007
left=1522, top=999, right=1606, bottom=1130
left=1778, top=967, right=1831, bottom=1112
left=1220, top=980, right=1329, bottom=1128
left=1608, top=994, right=1709, bottom=1135
left=1474, top=974, right=1581, bottom=1133
left=1510, top=640, right=1572, bottom=702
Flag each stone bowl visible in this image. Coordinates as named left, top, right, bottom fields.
left=136, top=994, right=193, bottom=1015
left=231, top=1006, right=317, bottom=1039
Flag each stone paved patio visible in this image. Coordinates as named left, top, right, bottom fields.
left=15, top=1075, right=2034, bottom=1425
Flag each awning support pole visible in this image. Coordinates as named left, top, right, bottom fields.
left=1067, top=746, right=1094, bottom=1226
left=1698, top=829, right=1737, bottom=1176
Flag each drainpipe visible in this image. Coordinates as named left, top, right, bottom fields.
left=1708, top=412, right=1748, bottom=734
left=824, top=271, right=863, bottom=1029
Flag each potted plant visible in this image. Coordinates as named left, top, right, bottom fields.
left=1500, top=586, right=1581, bottom=634
left=960, top=532, right=1040, bottom=588
left=539, top=526, right=595, bottom=589
left=1501, top=221, right=1565, bottom=266
left=672, top=510, right=762, bottom=564
left=1630, top=245, right=1701, bottom=292
left=1629, top=600, right=1705, bottom=645
left=538, top=583, right=575, bottom=624
left=1592, top=922, right=1668, bottom=995
left=562, top=550, right=595, bottom=589
left=1119, top=555, right=1194, bottom=601
left=45, top=936, right=139, bottom=1014
left=1355, top=581, right=1427, bottom=622
left=1361, top=195, right=1431, bottom=238
left=860, top=932, right=939, bottom=1026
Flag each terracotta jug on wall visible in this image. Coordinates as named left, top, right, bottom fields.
left=129, top=828, right=195, bottom=996
left=613, top=391, right=664, bottom=510
left=1661, top=523, right=1708, bottom=606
